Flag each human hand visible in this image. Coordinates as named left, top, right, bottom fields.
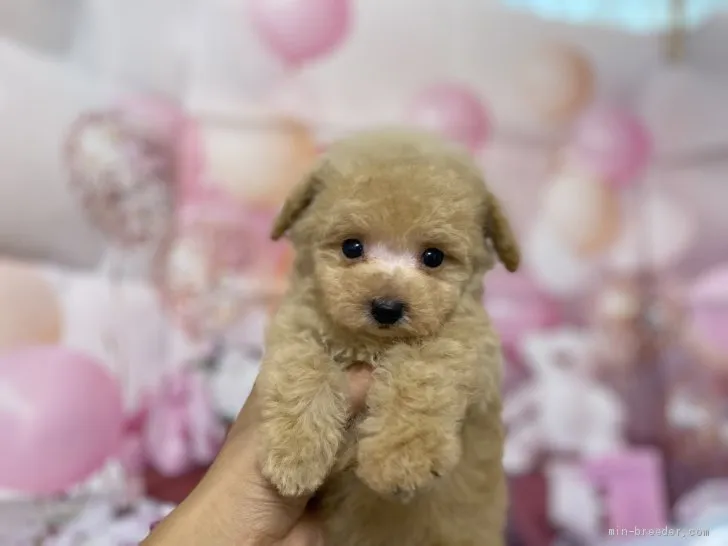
left=143, top=362, right=373, bottom=546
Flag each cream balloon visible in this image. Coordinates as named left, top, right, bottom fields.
left=524, top=216, right=601, bottom=297
left=607, top=191, right=696, bottom=273
left=0, top=260, right=62, bottom=350
left=516, top=44, right=594, bottom=124
left=201, top=118, right=318, bottom=206
left=540, top=165, right=622, bottom=257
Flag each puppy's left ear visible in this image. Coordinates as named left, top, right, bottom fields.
left=270, top=167, right=325, bottom=240
left=484, top=191, right=520, bottom=272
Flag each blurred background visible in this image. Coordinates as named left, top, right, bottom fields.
left=0, top=0, right=727, bottom=544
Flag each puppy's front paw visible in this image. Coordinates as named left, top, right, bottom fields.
left=355, top=429, right=461, bottom=501
left=259, top=421, right=340, bottom=497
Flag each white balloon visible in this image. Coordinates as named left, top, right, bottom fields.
left=61, top=273, right=204, bottom=405
left=524, top=216, right=601, bottom=297
left=209, top=349, right=259, bottom=421
left=514, top=44, right=594, bottom=124
left=608, top=191, right=696, bottom=272
left=541, top=165, right=622, bottom=256
left=209, top=306, right=268, bottom=420
left=200, top=118, right=317, bottom=205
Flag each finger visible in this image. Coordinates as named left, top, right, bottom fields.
left=227, top=382, right=261, bottom=437
left=282, top=513, right=325, bottom=546
left=201, top=365, right=371, bottom=544
left=231, top=363, right=373, bottom=438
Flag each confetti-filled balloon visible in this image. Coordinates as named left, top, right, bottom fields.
left=64, top=107, right=178, bottom=247
left=571, top=105, right=652, bottom=185
left=0, top=260, right=62, bottom=351
left=408, top=84, right=490, bottom=152
left=515, top=44, right=594, bottom=124
left=540, top=164, right=622, bottom=256
left=247, top=0, right=351, bottom=67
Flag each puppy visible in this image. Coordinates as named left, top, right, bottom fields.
left=257, top=128, right=520, bottom=546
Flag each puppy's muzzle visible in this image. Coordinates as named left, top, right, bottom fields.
left=370, top=298, right=405, bottom=326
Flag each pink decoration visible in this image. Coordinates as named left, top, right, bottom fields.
left=408, top=84, right=490, bottom=152
left=247, top=0, right=351, bottom=67
left=0, top=346, right=124, bottom=495
left=583, top=448, right=668, bottom=533
left=484, top=267, right=562, bottom=349
left=570, top=106, right=652, bottom=186
left=689, top=264, right=728, bottom=356
left=176, top=118, right=206, bottom=204
left=154, top=185, right=285, bottom=338
left=127, top=369, right=225, bottom=477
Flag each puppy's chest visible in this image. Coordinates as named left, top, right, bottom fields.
left=319, top=335, right=387, bottom=367
left=326, top=344, right=382, bottom=367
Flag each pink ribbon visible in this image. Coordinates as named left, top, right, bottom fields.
left=121, top=369, right=226, bottom=478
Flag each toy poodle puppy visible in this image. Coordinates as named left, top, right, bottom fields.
left=257, top=128, right=520, bottom=546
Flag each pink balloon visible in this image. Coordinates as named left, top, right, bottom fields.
left=570, top=105, right=652, bottom=186
left=247, top=0, right=351, bottom=67
left=177, top=188, right=287, bottom=275
left=484, top=267, right=562, bottom=348
left=178, top=183, right=248, bottom=227
left=176, top=118, right=206, bottom=203
left=154, top=184, right=287, bottom=337
left=0, top=346, right=124, bottom=495
left=689, top=264, right=728, bottom=355
left=408, top=84, right=490, bottom=152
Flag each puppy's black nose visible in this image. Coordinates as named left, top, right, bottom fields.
left=370, top=298, right=405, bottom=325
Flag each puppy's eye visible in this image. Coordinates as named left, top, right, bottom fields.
left=341, top=238, right=364, bottom=259
left=421, top=248, right=445, bottom=268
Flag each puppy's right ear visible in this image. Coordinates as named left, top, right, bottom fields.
left=270, top=167, right=325, bottom=240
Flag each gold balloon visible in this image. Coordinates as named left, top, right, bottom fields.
left=517, top=44, right=595, bottom=124
left=0, top=260, right=62, bottom=350
left=540, top=165, right=622, bottom=257
left=201, top=117, right=318, bottom=207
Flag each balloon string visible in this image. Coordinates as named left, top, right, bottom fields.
left=664, top=0, right=687, bottom=64
left=154, top=239, right=172, bottom=382
left=104, top=245, right=129, bottom=405
left=87, top=244, right=128, bottom=501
